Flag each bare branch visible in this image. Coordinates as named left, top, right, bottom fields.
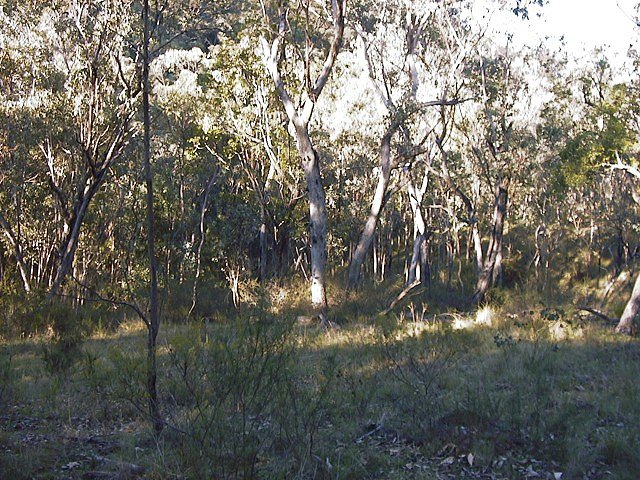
left=309, top=0, right=345, bottom=100
left=70, top=275, right=148, bottom=326
left=609, top=152, right=640, bottom=181
left=260, top=11, right=298, bottom=122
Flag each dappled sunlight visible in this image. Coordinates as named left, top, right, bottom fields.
left=475, top=306, right=495, bottom=327
left=2, top=0, right=640, bottom=477
left=299, top=324, right=380, bottom=351
left=89, top=318, right=147, bottom=341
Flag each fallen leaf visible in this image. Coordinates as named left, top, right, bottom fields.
left=554, top=473, right=563, bottom=480
left=467, top=453, right=474, bottom=466
left=440, top=456, right=455, bottom=466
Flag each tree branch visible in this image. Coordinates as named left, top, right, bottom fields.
left=310, top=0, right=345, bottom=101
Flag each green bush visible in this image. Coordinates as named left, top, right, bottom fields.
left=0, top=351, right=14, bottom=406
left=159, top=313, right=317, bottom=479
left=40, top=302, right=87, bottom=374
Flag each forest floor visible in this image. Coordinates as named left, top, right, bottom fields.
left=1, top=299, right=640, bottom=479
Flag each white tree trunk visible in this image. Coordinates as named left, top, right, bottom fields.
left=616, top=272, right=640, bottom=335
left=296, top=124, right=328, bottom=309
left=348, top=125, right=395, bottom=290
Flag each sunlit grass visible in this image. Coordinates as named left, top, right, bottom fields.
left=1, top=299, right=639, bottom=479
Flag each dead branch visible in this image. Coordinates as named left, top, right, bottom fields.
left=577, top=306, right=617, bottom=324
left=379, top=280, right=422, bottom=316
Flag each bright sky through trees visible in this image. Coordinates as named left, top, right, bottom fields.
left=476, top=0, right=639, bottom=69
left=534, top=0, right=637, bottom=56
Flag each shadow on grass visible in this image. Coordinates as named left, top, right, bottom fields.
left=2, top=304, right=639, bottom=479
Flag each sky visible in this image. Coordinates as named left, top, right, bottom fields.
left=474, top=0, right=640, bottom=70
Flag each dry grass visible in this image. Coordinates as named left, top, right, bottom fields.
left=1, top=298, right=639, bottom=479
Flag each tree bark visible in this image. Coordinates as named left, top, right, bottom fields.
left=142, top=0, right=163, bottom=433
left=0, top=211, right=31, bottom=293
left=406, top=170, right=430, bottom=286
left=347, top=124, right=396, bottom=290
left=262, top=1, right=345, bottom=310
left=472, top=177, right=509, bottom=304
left=295, top=124, right=328, bottom=308
left=49, top=174, right=106, bottom=297
left=616, top=272, right=640, bottom=335
left=189, top=172, right=218, bottom=317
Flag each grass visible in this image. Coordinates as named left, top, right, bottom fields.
left=1, top=297, right=639, bottom=479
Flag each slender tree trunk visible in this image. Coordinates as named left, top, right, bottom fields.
left=408, top=232, right=424, bottom=285
left=534, top=224, right=548, bottom=288
left=616, top=272, right=640, bottom=335
left=492, top=235, right=503, bottom=285
left=472, top=177, right=508, bottom=304
left=259, top=214, right=268, bottom=282
left=258, top=156, right=277, bottom=283
left=0, top=211, right=31, bottom=293
left=142, top=0, right=163, bottom=433
left=295, top=124, right=328, bottom=309
left=189, top=172, right=217, bottom=317
left=49, top=176, right=105, bottom=297
left=419, top=232, right=430, bottom=287
left=347, top=125, right=395, bottom=290
left=406, top=170, right=429, bottom=286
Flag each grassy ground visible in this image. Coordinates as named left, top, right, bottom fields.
left=1, top=296, right=639, bottom=479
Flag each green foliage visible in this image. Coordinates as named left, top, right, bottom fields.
left=380, top=323, right=464, bottom=440
left=557, top=81, right=639, bottom=189
left=0, top=350, right=14, bottom=406
left=160, top=314, right=306, bottom=478
left=1, top=307, right=640, bottom=479
left=39, top=302, right=87, bottom=374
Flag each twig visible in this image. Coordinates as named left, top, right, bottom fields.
left=69, top=275, right=147, bottom=325
left=355, top=423, right=383, bottom=443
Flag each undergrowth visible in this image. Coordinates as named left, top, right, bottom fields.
left=0, top=286, right=639, bottom=479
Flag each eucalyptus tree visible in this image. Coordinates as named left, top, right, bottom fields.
left=0, top=1, right=139, bottom=297
left=0, top=131, right=31, bottom=292
left=345, top=0, right=429, bottom=291
left=555, top=58, right=640, bottom=334
left=261, top=0, right=346, bottom=310
left=454, top=39, right=536, bottom=304
left=1, top=3, right=57, bottom=292
left=343, top=0, right=477, bottom=291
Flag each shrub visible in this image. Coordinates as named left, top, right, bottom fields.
left=0, top=351, right=14, bottom=406
left=159, top=313, right=311, bottom=479
left=40, top=301, right=87, bottom=374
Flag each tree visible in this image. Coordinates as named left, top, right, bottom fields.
left=261, top=0, right=346, bottom=311
left=8, top=1, right=138, bottom=297
left=552, top=58, right=640, bottom=333
left=345, top=1, right=473, bottom=290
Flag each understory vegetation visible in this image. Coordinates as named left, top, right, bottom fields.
left=2, top=0, right=640, bottom=478
left=1, top=280, right=640, bottom=479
